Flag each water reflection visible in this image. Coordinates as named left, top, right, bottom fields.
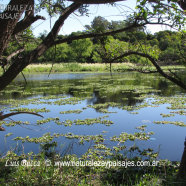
left=1, top=72, right=184, bottom=101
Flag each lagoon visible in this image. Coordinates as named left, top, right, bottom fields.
left=0, top=72, right=185, bottom=161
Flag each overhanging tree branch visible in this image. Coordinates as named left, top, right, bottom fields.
left=0, top=111, right=43, bottom=131
left=0, top=2, right=81, bottom=91
left=68, top=0, right=124, bottom=4
left=0, top=1, right=185, bottom=92
left=69, top=0, right=186, bottom=10
left=12, top=0, right=46, bottom=35
left=54, top=22, right=145, bottom=45
left=53, top=19, right=178, bottom=46
left=0, top=112, right=43, bottom=121
left=13, top=16, right=46, bottom=36
left=110, top=51, right=186, bottom=90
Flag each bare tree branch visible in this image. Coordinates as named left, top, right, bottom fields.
left=0, top=112, right=43, bottom=121
left=69, top=0, right=186, bottom=10
left=178, top=0, right=186, bottom=10
left=0, top=48, right=24, bottom=70
left=0, top=111, right=43, bottom=131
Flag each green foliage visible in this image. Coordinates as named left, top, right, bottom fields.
left=69, top=38, right=93, bottom=62
left=39, top=39, right=93, bottom=63
left=85, top=16, right=111, bottom=34
left=136, top=0, right=185, bottom=30
left=4, top=15, right=185, bottom=66
left=92, top=36, right=129, bottom=63
left=39, top=43, right=70, bottom=62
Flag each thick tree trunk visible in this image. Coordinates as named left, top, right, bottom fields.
left=0, top=50, right=37, bottom=91
left=178, top=137, right=186, bottom=179
left=0, top=3, right=81, bottom=91
left=0, top=0, right=30, bottom=56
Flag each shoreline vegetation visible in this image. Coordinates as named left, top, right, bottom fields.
left=0, top=151, right=185, bottom=185
left=6, top=63, right=185, bottom=73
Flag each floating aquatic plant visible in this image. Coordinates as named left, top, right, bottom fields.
left=160, top=113, right=175, bottom=117
left=36, top=115, right=113, bottom=126
left=5, top=133, right=13, bottom=137
left=37, top=117, right=59, bottom=125
left=88, top=102, right=120, bottom=110
left=4, top=120, right=30, bottom=127
left=53, top=97, right=88, bottom=105
left=151, top=96, right=186, bottom=110
left=59, top=109, right=82, bottom=114
left=122, top=102, right=157, bottom=111
left=14, top=133, right=54, bottom=143
left=62, top=116, right=113, bottom=126
left=130, top=112, right=139, bottom=114
left=14, top=132, right=105, bottom=144
left=10, top=107, right=50, bottom=113
left=170, top=110, right=186, bottom=115
left=111, top=131, right=154, bottom=143
left=153, top=121, right=186, bottom=127
left=136, top=125, right=147, bottom=131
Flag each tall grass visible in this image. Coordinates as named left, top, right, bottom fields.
left=1, top=63, right=185, bottom=74
left=23, top=62, right=135, bottom=73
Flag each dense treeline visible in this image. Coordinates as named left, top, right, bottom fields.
left=3, top=16, right=185, bottom=65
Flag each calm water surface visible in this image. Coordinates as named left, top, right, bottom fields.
left=0, top=72, right=185, bottom=161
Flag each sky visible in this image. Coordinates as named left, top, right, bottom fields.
left=31, top=0, right=174, bottom=37
left=1, top=0, right=174, bottom=36
left=32, top=0, right=175, bottom=37
left=31, top=1, right=138, bottom=36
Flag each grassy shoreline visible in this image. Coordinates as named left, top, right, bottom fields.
left=0, top=63, right=185, bottom=75
left=21, top=63, right=185, bottom=73
left=22, top=63, right=134, bottom=73
left=0, top=151, right=185, bottom=185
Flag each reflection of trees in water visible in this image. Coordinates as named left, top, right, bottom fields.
left=158, top=80, right=168, bottom=90
left=86, top=89, right=144, bottom=108
left=0, top=73, right=184, bottom=101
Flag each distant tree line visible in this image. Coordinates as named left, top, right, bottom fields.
left=3, top=16, right=185, bottom=65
